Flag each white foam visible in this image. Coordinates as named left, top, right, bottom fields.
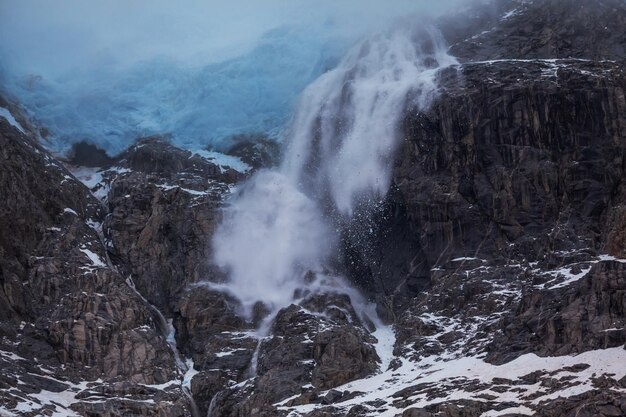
left=213, top=170, right=334, bottom=317
left=212, top=26, right=457, bottom=319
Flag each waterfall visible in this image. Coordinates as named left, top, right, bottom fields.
left=124, top=277, right=200, bottom=417
left=211, top=24, right=457, bottom=319
left=165, top=320, right=201, bottom=417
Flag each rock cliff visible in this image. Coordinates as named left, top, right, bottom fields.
left=1, top=0, right=626, bottom=416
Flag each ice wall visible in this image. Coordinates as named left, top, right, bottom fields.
left=0, top=0, right=470, bottom=155
left=1, top=27, right=344, bottom=155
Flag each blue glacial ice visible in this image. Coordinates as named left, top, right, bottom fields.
left=0, top=0, right=468, bottom=156
left=1, top=27, right=346, bottom=155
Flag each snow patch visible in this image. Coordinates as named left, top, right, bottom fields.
left=156, top=183, right=210, bottom=196
left=0, top=107, right=26, bottom=134
left=182, top=357, right=199, bottom=389
left=8, top=379, right=98, bottom=417
left=482, top=406, right=533, bottom=416
left=192, top=150, right=250, bottom=173
left=536, top=254, right=626, bottom=290
left=278, top=346, right=626, bottom=416
left=450, top=257, right=482, bottom=262
left=215, top=348, right=248, bottom=358
left=501, top=8, right=520, bottom=20
left=598, top=254, right=626, bottom=263
left=78, top=248, right=106, bottom=268
left=69, top=165, right=131, bottom=202
left=71, top=167, right=103, bottom=189
left=371, top=322, right=395, bottom=372
left=543, top=265, right=592, bottom=289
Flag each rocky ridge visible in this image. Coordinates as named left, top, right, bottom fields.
left=1, top=0, right=626, bottom=416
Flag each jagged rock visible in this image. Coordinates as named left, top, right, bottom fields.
left=311, top=326, right=379, bottom=390
left=175, top=287, right=254, bottom=415
left=399, top=59, right=625, bottom=270
left=75, top=138, right=248, bottom=415
left=3, top=1, right=626, bottom=416
left=103, top=137, right=240, bottom=315
left=206, top=293, right=380, bottom=416
left=117, top=136, right=239, bottom=181
left=0, top=118, right=193, bottom=415
left=535, top=390, right=626, bottom=417
left=488, top=260, right=626, bottom=363
left=220, top=132, right=281, bottom=169
left=254, top=303, right=372, bottom=403
left=401, top=409, right=431, bottom=417
left=71, top=398, right=190, bottom=417
left=67, top=141, right=114, bottom=167
left=444, top=0, right=626, bottom=62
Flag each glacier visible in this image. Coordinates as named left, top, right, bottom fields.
left=0, top=0, right=470, bottom=156
left=0, top=27, right=346, bottom=155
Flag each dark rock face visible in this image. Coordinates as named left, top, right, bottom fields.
left=489, top=260, right=626, bottom=363
left=0, top=121, right=192, bottom=416
left=351, top=58, right=626, bottom=328
left=207, top=294, right=380, bottom=416
left=384, top=52, right=626, bottom=368
left=2, top=0, right=626, bottom=416
left=398, top=59, right=625, bottom=270
left=221, top=132, right=281, bottom=169
left=67, top=141, right=114, bottom=167
left=444, top=0, right=626, bottom=62
left=103, top=137, right=239, bottom=315
left=535, top=391, right=626, bottom=417
left=340, top=188, right=429, bottom=320
left=175, top=287, right=255, bottom=415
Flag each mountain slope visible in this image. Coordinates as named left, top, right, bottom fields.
left=1, top=0, right=626, bottom=416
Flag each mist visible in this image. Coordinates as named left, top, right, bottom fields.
left=0, top=0, right=472, bottom=155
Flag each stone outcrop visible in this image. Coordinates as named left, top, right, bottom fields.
left=0, top=120, right=193, bottom=416
left=2, top=0, right=626, bottom=416
left=489, top=259, right=626, bottom=363
left=103, top=137, right=240, bottom=315
left=207, top=293, right=380, bottom=416
left=444, top=0, right=626, bottom=62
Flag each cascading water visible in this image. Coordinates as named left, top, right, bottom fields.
left=212, top=24, right=457, bottom=322
left=125, top=277, right=200, bottom=417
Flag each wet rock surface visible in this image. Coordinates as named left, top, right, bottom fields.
left=207, top=294, right=381, bottom=416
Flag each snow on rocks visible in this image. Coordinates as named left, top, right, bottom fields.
left=0, top=107, right=26, bottom=134
left=78, top=247, right=107, bottom=268
left=278, top=345, right=626, bottom=416
left=534, top=254, right=626, bottom=290
left=191, top=149, right=250, bottom=174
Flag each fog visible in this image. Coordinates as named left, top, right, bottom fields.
left=0, top=0, right=473, bottom=154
